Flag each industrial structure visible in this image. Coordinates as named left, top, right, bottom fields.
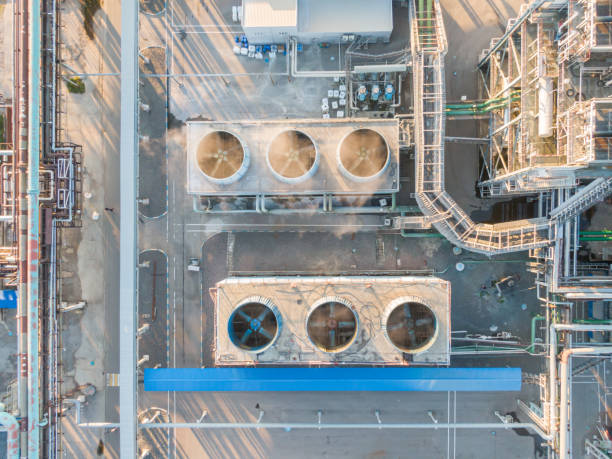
left=0, top=0, right=610, bottom=457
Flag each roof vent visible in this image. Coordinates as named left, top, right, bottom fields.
left=196, top=130, right=249, bottom=184
left=306, top=297, right=358, bottom=353
left=228, top=297, right=281, bottom=353
left=337, top=128, right=389, bottom=182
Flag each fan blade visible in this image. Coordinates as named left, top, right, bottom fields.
left=388, top=322, right=404, bottom=331
left=237, top=310, right=251, bottom=321
left=329, top=329, right=335, bottom=348
left=408, top=329, right=416, bottom=346
left=404, top=304, right=411, bottom=318
left=415, top=318, right=433, bottom=327
left=329, top=303, right=335, bottom=318
left=256, top=307, right=270, bottom=322
left=338, top=321, right=355, bottom=328
left=240, top=328, right=253, bottom=344
left=257, top=327, right=273, bottom=340
left=309, top=321, right=327, bottom=328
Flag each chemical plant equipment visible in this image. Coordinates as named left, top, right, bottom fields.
left=371, top=85, right=381, bottom=102
left=266, top=130, right=319, bottom=183
left=227, top=297, right=281, bottom=353
left=187, top=119, right=399, bottom=199
left=196, top=130, right=249, bottom=184
left=214, top=276, right=450, bottom=365
left=306, top=297, right=358, bottom=353
left=383, top=298, right=437, bottom=353
left=337, top=128, right=390, bottom=182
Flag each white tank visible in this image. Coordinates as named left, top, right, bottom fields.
left=538, top=77, right=554, bottom=138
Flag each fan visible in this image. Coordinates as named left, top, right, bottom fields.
left=197, top=131, right=245, bottom=180
left=339, top=129, right=388, bottom=178
left=307, top=300, right=357, bottom=352
left=229, top=302, right=278, bottom=351
left=268, top=130, right=317, bottom=180
left=386, top=302, right=436, bottom=352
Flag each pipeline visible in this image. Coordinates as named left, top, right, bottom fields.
left=27, top=0, right=41, bottom=455
left=14, top=0, right=30, bottom=454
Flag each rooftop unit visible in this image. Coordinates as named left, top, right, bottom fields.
left=213, top=276, right=451, bottom=365
left=241, top=0, right=393, bottom=45
left=187, top=119, right=399, bottom=196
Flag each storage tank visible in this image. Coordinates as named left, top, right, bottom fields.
left=337, top=128, right=390, bottom=182
left=382, top=297, right=437, bottom=353
left=538, top=77, right=554, bottom=138
left=196, top=130, right=250, bottom=184
left=266, top=130, right=320, bottom=184
left=306, top=296, right=358, bottom=353
left=228, top=296, right=281, bottom=353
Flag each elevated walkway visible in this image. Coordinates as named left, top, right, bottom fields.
left=410, top=0, right=553, bottom=255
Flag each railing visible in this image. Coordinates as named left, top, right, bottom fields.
left=411, top=0, right=553, bottom=255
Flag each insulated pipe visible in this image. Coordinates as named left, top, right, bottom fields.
left=27, top=0, right=41, bottom=454
left=138, top=421, right=552, bottom=439
left=63, top=399, right=120, bottom=429
left=0, top=411, right=19, bottom=459
left=15, top=0, right=30, bottom=454
left=559, top=346, right=612, bottom=459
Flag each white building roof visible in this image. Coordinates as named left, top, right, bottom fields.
left=298, top=0, right=393, bottom=34
left=242, top=0, right=298, bottom=28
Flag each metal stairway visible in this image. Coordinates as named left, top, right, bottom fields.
left=410, top=0, right=553, bottom=255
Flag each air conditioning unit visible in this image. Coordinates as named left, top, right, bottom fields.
left=214, top=276, right=450, bottom=365
left=187, top=119, right=399, bottom=196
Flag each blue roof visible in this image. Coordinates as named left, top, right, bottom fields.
left=144, top=367, right=522, bottom=392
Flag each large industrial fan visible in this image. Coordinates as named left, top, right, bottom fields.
left=385, top=301, right=436, bottom=352
left=307, top=299, right=357, bottom=352
left=228, top=300, right=279, bottom=352
left=267, top=130, right=318, bottom=182
left=338, top=128, right=389, bottom=180
left=196, top=131, right=246, bottom=181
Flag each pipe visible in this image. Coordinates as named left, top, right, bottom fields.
left=290, top=38, right=345, bottom=79
left=527, top=315, right=544, bottom=354
left=63, top=399, right=120, bottom=429
left=559, top=347, right=612, bottom=459
left=27, top=0, right=41, bottom=455
left=0, top=411, right=19, bottom=459
left=138, top=421, right=552, bottom=439
left=15, top=0, right=30, bottom=453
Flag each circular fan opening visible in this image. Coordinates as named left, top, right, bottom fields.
left=196, top=131, right=246, bottom=183
left=306, top=299, right=357, bottom=353
left=338, top=129, right=389, bottom=181
left=267, top=130, right=318, bottom=183
left=228, top=301, right=279, bottom=352
left=385, top=301, right=436, bottom=353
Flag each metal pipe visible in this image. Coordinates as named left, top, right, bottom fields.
left=63, top=399, right=120, bottom=429
left=138, top=421, right=552, bottom=439
left=27, top=0, right=41, bottom=454
left=559, top=346, right=612, bottom=459
left=15, top=0, right=30, bottom=453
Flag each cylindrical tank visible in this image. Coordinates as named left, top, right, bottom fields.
left=196, top=130, right=250, bottom=185
left=538, top=77, right=554, bottom=138
left=371, top=85, right=381, bottom=102
left=357, top=85, right=368, bottom=102
left=384, top=83, right=394, bottom=101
